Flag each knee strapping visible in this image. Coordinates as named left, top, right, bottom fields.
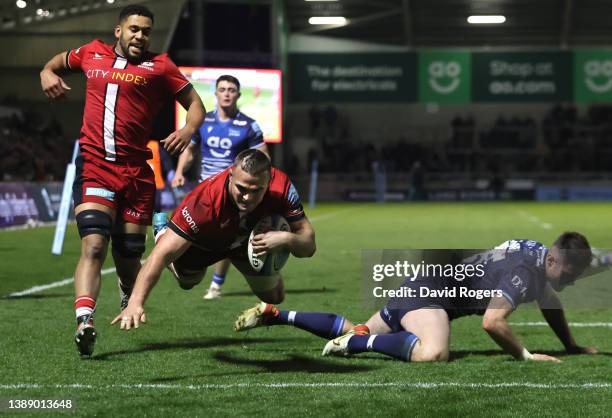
left=76, top=210, right=112, bottom=239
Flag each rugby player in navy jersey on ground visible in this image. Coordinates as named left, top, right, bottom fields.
left=171, top=75, right=270, bottom=300
left=235, top=232, right=598, bottom=362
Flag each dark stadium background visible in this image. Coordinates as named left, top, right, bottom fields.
left=1, top=1, right=611, bottom=416
left=4, top=0, right=612, bottom=208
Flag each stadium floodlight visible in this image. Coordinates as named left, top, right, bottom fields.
left=107, top=0, right=115, bottom=4
left=15, top=0, right=26, bottom=9
left=308, top=16, right=347, bottom=25
left=36, top=8, right=50, bottom=17
left=467, top=15, right=506, bottom=24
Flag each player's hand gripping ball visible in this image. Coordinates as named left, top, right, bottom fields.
left=248, top=215, right=291, bottom=275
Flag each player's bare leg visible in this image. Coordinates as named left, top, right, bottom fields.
left=73, top=202, right=115, bottom=358
left=230, top=258, right=285, bottom=304
left=203, top=258, right=231, bottom=300
left=322, top=309, right=390, bottom=357
left=252, top=276, right=285, bottom=305
left=318, top=309, right=387, bottom=344
left=111, top=221, right=147, bottom=310
left=74, top=234, right=108, bottom=302
left=112, top=252, right=141, bottom=308
left=323, top=308, right=448, bottom=362
left=399, top=308, right=450, bottom=362
left=364, top=310, right=394, bottom=334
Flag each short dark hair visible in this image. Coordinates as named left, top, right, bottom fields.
left=233, top=149, right=270, bottom=177
left=216, top=75, right=240, bottom=91
left=119, top=4, right=154, bottom=24
left=553, top=231, right=592, bottom=272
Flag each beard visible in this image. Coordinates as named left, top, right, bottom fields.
left=118, top=38, right=147, bottom=64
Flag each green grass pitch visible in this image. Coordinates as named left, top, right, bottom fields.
left=0, top=202, right=611, bottom=416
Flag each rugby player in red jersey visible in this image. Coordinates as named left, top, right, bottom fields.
left=40, top=5, right=205, bottom=357
left=111, top=149, right=316, bottom=331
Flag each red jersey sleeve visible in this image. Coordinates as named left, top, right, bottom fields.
left=268, top=169, right=305, bottom=223
left=163, top=56, right=191, bottom=95
left=282, top=180, right=305, bottom=222
left=169, top=186, right=212, bottom=242
left=66, top=40, right=94, bottom=71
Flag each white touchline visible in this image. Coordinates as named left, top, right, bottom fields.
left=511, top=322, right=612, bottom=328
left=0, top=382, right=611, bottom=390
left=6, top=266, right=118, bottom=298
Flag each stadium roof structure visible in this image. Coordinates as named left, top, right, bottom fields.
left=0, top=0, right=129, bottom=30
left=2, top=0, right=612, bottom=48
left=0, top=0, right=180, bottom=68
left=285, top=0, right=612, bottom=48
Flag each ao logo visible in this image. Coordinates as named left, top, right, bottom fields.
left=207, top=136, right=232, bottom=158
left=428, top=60, right=461, bottom=94
left=584, top=60, right=612, bottom=93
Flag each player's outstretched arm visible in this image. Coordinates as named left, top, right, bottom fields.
left=172, top=143, right=196, bottom=188
left=40, top=52, right=72, bottom=100
left=162, top=88, right=205, bottom=155
left=482, top=296, right=561, bottom=362
left=111, top=228, right=191, bottom=330
left=537, top=283, right=598, bottom=355
left=250, top=218, right=316, bottom=258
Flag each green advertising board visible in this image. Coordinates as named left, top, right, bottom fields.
left=574, top=50, right=612, bottom=102
left=289, top=53, right=417, bottom=103
left=288, top=50, right=612, bottom=104
left=418, top=50, right=471, bottom=103
left=471, top=52, right=572, bottom=102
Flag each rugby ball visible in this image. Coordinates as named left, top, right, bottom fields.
left=248, top=215, right=291, bottom=274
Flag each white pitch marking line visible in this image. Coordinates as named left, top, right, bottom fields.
left=511, top=322, right=612, bottom=328
left=0, top=382, right=611, bottom=390
left=515, top=210, right=553, bottom=230
left=6, top=266, right=117, bottom=298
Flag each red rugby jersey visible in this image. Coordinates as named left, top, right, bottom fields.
left=169, top=167, right=305, bottom=252
left=67, top=39, right=190, bottom=162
